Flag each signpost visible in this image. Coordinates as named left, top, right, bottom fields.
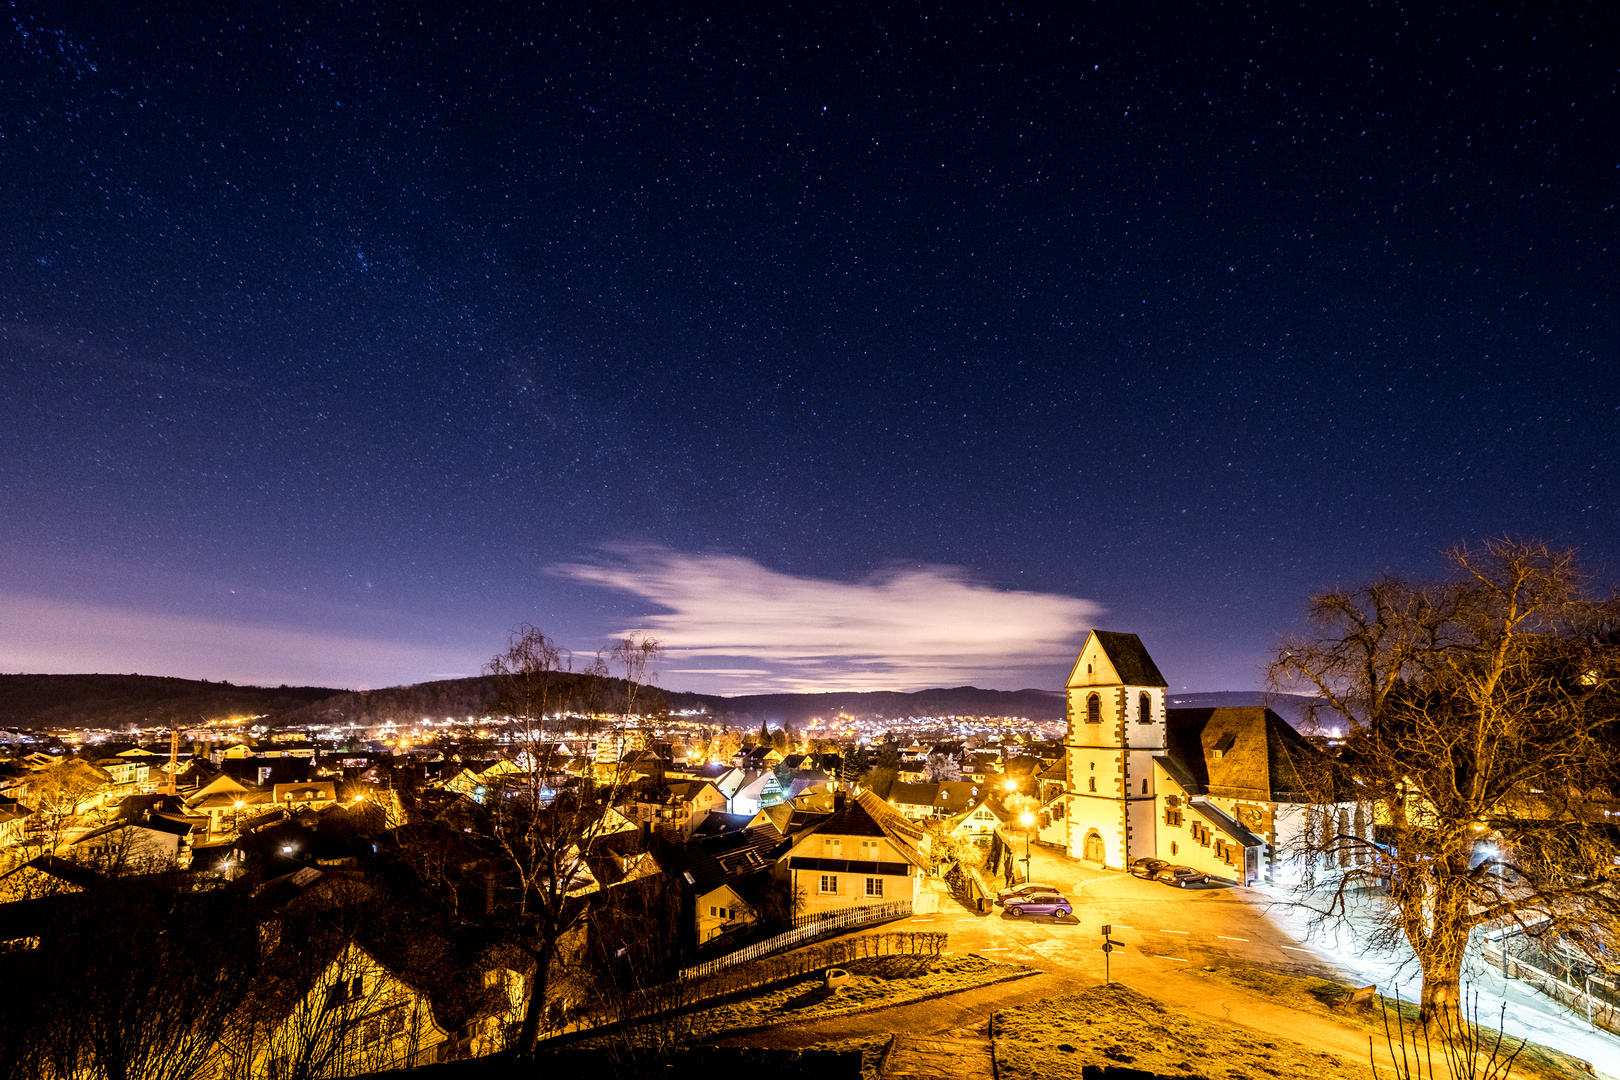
left=1100, top=924, right=1123, bottom=984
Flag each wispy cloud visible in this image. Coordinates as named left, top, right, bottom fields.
left=552, top=546, right=1103, bottom=693
left=0, top=592, right=479, bottom=690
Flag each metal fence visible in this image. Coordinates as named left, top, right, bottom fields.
left=680, top=899, right=913, bottom=981
left=1479, top=937, right=1620, bottom=1036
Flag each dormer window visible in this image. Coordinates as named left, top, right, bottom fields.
left=1212, top=733, right=1236, bottom=760
left=1086, top=693, right=1101, bottom=724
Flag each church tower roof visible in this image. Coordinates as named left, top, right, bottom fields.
left=1067, top=630, right=1168, bottom=688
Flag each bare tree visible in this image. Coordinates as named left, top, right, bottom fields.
left=478, top=629, right=641, bottom=1058
left=1271, top=539, right=1620, bottom=1018
left=610, top=632, right=662, bottom=724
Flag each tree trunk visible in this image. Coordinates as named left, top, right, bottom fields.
left=513, top=946, right=552, bottom=1057
left=1410, top=875, right=1470, bottom=1023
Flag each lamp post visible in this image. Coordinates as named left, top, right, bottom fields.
left=1019, top=810, right=1035, bottom=883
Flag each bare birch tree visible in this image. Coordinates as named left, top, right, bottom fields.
left=1271, top=539, right=1620, bottom=1017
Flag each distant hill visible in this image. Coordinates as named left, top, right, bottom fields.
left=0, top=674, right=345, bottom=730
left=10, top=671, right=1268, bottom=732
left=275, top=678, right=1067, bottom=729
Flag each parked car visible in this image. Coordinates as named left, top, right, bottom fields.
left=1128, top=857, right=1170, bottom=879
left=996, top=882, right=1057, bottom=904
left=1005, top=892, right=1074, bottom=918
left=1154, top=865, right=1209, bottom=887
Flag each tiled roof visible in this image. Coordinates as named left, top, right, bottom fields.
left=1093, top=631, right=1169, bottom=688
left=1165, top=707, right=1316, bottom=802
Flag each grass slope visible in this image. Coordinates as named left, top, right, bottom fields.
left=993, top=982, right=1364, bottom=1080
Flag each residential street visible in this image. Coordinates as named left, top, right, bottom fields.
left=718, top=842, right=1620, bottom=1079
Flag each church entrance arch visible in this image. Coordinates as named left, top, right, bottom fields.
left=1083, top=829, right=1105, bottom=864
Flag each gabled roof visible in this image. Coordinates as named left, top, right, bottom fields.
left=1165, top=707, right=1317, bottom=802
left=888, top=782, right=940, bottom=807
left=1091, top=631, right=1168, bottom=687
left=802, top=791, right=928, bottom=867
left=656, top=822, right=785, bottom=892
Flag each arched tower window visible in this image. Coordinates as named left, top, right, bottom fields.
left=1085, top=693, right=1101, bottom=723
left=1139, top=692, right=1153, bottom=724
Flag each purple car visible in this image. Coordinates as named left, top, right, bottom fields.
left=1004, top=891, right=1073, bottom=918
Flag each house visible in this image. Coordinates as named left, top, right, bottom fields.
left=1059, top=629, right=1338, bottom=884
left=730, top=770, right=784, bottom=816
left=946, top=793, right=1008, bottom=843
left=886, top=782, right=939, bottom=821
left=930, top=781, right=983, bottom=819
left=657, top=822, right=786, bottom=946
left=732, top=744, right=783, bottom=771
left=184, top=772, right=269, bottom=837
left=220, top=942, right=448, bottom=1077
left=783, top=790, right=931, bottom=916
left=0, top=854, right=102, bottom=903
left=72, top=811, right=195, bottom=868
left=631, top=779, right=727, bottom=838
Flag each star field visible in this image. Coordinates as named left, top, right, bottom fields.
left=2, top=4, right=1616, bottom=692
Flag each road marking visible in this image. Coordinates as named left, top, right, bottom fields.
left=1217, top=935, right=1249, bottom=942
left=1156, top=929, right=1190, bottom=935
left=980, top=947, right=1010, bottom=951
left=910, top=919, right=935, bottom=922
left=1280, top=946, right=1318, bottom=954
left=1112, top=925, right=1135, bottom=929
left=1152, top=955, right=1189, bottom=962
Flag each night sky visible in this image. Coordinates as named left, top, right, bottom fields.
left=2, top=4, right=1616, bottom=695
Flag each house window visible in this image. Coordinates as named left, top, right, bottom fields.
left=1165, top=805, right=1183, bottom=827
left=820, top=874, right=838, bottom=894
left=1139, top=692, right=1152, bottom=723
left=861, top=839, right=881, bottom=857
left=1171, top=841, right=1178, bottom=855
left=865, top=877, right=883, bottom=898
left=1086, top=693, right=1101, bottom=723
left=709, top=905, right=717, bottom=916
left=1141, top=779, right=1148, bottom=795
left=825, top=837, right=842, bottom=855
left=1088, top=778, right=1096, bottom=792
left=1191, top=822, right=1210, bottom=846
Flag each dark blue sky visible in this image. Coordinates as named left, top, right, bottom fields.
left=2, top=3, right=1616, bottom=694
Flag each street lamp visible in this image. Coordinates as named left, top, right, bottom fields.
left=1019, top=810, right=1035, bottom=883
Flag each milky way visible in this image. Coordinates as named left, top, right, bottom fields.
left=2, top=6, right=1616, bottom=692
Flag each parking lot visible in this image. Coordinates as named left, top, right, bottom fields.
left=899, top=841, right=1350, bottom=985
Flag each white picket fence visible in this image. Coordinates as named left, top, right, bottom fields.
left=678, top=899, right=913, bottom=980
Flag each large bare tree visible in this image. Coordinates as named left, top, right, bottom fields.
left=1271, top=539, right=1620, bottom=1017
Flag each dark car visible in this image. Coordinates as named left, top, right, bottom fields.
left=996, top=882, right=1058, bottom=904
left=1004, top=892, right=1074, bottom=918
left=1128, top=857, right=1170, bottom=879
left=1154, top=865, right=1209, bottom=888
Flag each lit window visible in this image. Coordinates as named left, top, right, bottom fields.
left=865, top=877, right=883, bottom=898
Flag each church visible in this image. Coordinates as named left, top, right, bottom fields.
left=1060, top=629, right=1336, bottom=886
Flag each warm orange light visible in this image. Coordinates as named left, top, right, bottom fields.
left=1020, top=811, right=1035, bottom=828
